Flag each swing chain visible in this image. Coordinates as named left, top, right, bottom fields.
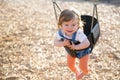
left=52, top=0, right=61, bottom=21
left=52, top=0, right=99, bottom=28
left=91, top=3, right=99, bottom=30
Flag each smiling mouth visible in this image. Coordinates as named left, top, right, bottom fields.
left=67, top=31, right=73, bottom=33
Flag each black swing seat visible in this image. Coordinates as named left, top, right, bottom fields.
left=81, top=15, right=100, bottom=52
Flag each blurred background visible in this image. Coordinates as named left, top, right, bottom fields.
left=0, top=0, right=120, bottom=80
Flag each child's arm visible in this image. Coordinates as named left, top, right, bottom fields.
left=69, top=38, right=90, bottom=50
left=54, top=38, right=70, bottom=47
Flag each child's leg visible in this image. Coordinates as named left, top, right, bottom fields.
left=67, top=54, right=79, bottom=74
left=78, top=54, right=89, bottom=79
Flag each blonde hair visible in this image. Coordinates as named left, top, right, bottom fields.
left=58, top=9, right=84, bottom=29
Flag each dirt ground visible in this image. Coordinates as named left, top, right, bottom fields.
left=0, top=0, right=120, bottom=80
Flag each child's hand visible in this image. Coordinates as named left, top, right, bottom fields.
left=63, top=39, right=71, bottom=46
left=68, top=42, right=76, bottom=50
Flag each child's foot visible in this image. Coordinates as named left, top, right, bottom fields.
left=77, top=72, right=85, bottom=80
left=76, top=72, right=81, bottom=80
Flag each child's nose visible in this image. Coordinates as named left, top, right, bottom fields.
left=68, top=25, right=73, bottom=28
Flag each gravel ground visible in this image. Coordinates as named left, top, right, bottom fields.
left=0, top=0, right=120, bottom=80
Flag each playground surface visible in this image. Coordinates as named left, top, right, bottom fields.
left=0, top=0, right=120, bottom=80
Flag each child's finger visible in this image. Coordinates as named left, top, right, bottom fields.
left=69, top=42, right=76, bottom=50
left=63, top=39, right=70, bottom=46
left=68, top=45, right=74, bottom=50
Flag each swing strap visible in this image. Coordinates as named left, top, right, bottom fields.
left=52, top=0, right=62, bottom=21
left=91, top=3, right=99, bottom=30
left=52, top=0, right=99, bottom=28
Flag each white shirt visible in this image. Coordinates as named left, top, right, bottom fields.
left=56, top=29, right=87, bottom=43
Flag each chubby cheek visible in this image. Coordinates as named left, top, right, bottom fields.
left=61, top=26, right=67, bottom=31
left=74, top=27, right=78, bottom=31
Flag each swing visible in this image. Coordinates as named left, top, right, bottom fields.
left=52, top=0, right=100, bottom=53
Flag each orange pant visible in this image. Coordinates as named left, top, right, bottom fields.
left=67, top=54, right=89, bottom=74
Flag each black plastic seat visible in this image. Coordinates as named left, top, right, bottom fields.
left=81, top=15, right=100, bottom=52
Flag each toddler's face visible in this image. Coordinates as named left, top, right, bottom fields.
left=61, top=18, right=78, bottom=36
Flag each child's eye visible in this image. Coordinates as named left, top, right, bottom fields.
left=65, top=24, right=69, bottom=26
left=72, top=24, right=76, bottom=26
